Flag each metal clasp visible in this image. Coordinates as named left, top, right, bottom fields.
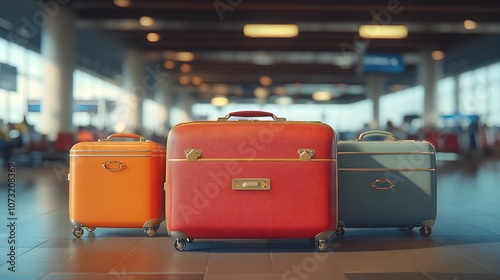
left=297, top=149, right=315, bottom=161
left=232, top=178, right=271, bottom=191
left=102, top=161, right=124, bottom=171
left=370, top=179, right=395, bottom=190
left=185, top=149, right=202, bottom=161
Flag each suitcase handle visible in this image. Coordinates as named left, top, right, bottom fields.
left=99, top=133, right=146, bottom=142
left=218, top=111, right=286, bottom=121
left=357, top=130, right=396, bottom=141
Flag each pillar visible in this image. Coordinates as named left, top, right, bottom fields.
left=418, top=49, right=443, bottom=128
left=121, top=48, right=145, bottom=133
left=156, top=75, right=175, bottom=132
left=366, top=74, right=385, bottom=128
left=40, top=7, right=75, bottom=140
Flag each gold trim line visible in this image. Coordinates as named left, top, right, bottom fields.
left=339, top=168, right=435, bottom=172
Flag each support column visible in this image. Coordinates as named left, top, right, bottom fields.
left=453, top=74, right=460, bottom=113
left=418, top=49, right=443, bottom=128
left=156, top=75, right=175, bottom=132
left=121, top=48, right=145, bottom=133
left=40, top=7, right=75, bottom=141
left=366, top=74, right=385, bottom=128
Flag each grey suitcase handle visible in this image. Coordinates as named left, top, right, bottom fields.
left=357, top=130, right=396, bottom=141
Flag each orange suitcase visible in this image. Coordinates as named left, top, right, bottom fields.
left=68, top=133, right=165, bottom=238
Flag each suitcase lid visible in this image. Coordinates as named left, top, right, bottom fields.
left=167, top=119, right=336, bottom=161
left=70, top=134, right=165, bottom=156
left=337, top=131, right=436, bottom=170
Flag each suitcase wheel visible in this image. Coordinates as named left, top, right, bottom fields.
left=402, top=227, right=414, bottom=232
left=419, top=226, right=432, bottom=237
left=72, top=227, right=84, bottom=238
left=85, top=227, right=96, bottom=233
left=174, top=239, right=187, bottom=251
left=315, top=239, right=329, bottom=252
left=335, top=227, right=345, bottom=237
left=186, top=238, right=193, bottom=243
left=145, top=227, right=157, bottom=237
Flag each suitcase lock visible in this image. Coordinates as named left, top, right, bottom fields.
left=297, top=149, right=315, bottom=161
left=185, top=149, right=202, bottom=161
left=102, top=161, right=125, bottom=171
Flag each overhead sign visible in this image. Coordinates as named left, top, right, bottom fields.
left=0, top=63, right=17, bottom=91
left=362, top=53, right=405, bottom=74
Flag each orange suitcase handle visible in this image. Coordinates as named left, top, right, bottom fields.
left=99, top=133, right=146, bottom=142
left=219, top=111, right=286, bottom=121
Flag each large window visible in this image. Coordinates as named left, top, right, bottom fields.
left=379, top=86, right=424, bottom=128
left=459, top=61, right=500, bottom=126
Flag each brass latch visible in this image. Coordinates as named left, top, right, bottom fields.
left=297, top=149, right=315, bottom=161
left=232, top=178, right=271, bottom=191
left=185, top=149, right=202, bottom=161
left=370, top=179, right=395, bottom=190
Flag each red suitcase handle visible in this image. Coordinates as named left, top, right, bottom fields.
left=219, top=111, right=286, bottom=121
left=99, top=133, right=146, bottom=142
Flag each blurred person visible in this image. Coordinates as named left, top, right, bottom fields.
left=385, top=120, right=407, bottom=140
left=77, top=126, right=95, bottom=142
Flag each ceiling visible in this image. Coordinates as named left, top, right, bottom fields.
left=3, top=0, right=500, bottom=103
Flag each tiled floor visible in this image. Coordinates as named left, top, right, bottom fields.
left=1, top=155, right=500, bottom=280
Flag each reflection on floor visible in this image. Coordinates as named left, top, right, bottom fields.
left=0, top=155, right=500, bottom=280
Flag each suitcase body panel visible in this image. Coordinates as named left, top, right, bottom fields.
left=337, top=138, right=437, bottom=229
left=69, top=138, right=165, bottom=230
left=166, top=120, right=337, bottom=240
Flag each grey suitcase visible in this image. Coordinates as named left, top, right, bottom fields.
left=336, top=131, right=437, bottom=237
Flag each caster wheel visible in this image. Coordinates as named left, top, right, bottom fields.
left=315, top=240, right=328, bottom=252
left=85, top=227, right=96, bottom=232
left=153, top=224, right=160, bottom=231
left=335, top=227, right=345, bottom=237
left=419, top=226, right=432, bottom=237
left=73, top=227, right=84, bottom=238
left=402, top=227, right=414, bottom=231
left=186, top=238, right=193, bottom=243
left=174, top=239, right=187, bottom=251
left=145, top=227, right=157, bottom=237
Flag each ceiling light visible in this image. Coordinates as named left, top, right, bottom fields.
left=254, top=87, right=269, bottom=99
left=192, top=76, right=202, bottom=85
left=273, top=86, right=287, bottom=96
left=359, top=25, right=408, bottom=39
left=275, top=96, right=293, bottom=106
left=198, top=83, right=210, bottom=92
left=211, top=95, right=229, bottom=107
left=140, top=16, right=154, bottom=27
left=177, top=52, right=195, bottom=61
left=244, top=24, right=299, bottom=38
left=464, top=19, right=477, bottom=30
left=431, top=50, right=445, bottom=61
left=113, top=0, right=130, bottom=8
left=180, top=64, right=192, bottom=73
left=312, top=91, right=332, bottom=101
left=178, top=76, right=190, bottom=85
left=146, top=32, right=160, bottom=42
left=259, top=76, right=273, bottom=87
left=164, top=60, right=175, bottom=70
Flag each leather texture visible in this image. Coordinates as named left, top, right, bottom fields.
left=337, top=137, right=437, bottom=228
left=69, top=140, right=166, bottom=228
left=166, top=120, right=337, bottom=239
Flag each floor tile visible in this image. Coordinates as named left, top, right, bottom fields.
left=391, top=247, right=492, bottom=273
left=206, top=252, right=274, bottom=273
left=112, top=237, right=210, bottom=273
left=344, top=272, right=432, bottom=280
left=52, top=237, right=144, bottom=273
left=333, top=250, right=420, bottom=273
left=426, top=272, right=500, bottom=280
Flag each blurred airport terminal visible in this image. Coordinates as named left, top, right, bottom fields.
left=1, top=1, right=500, bottom=168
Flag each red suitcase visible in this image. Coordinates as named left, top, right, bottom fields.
left=166, top=111, right=337, bottom=251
